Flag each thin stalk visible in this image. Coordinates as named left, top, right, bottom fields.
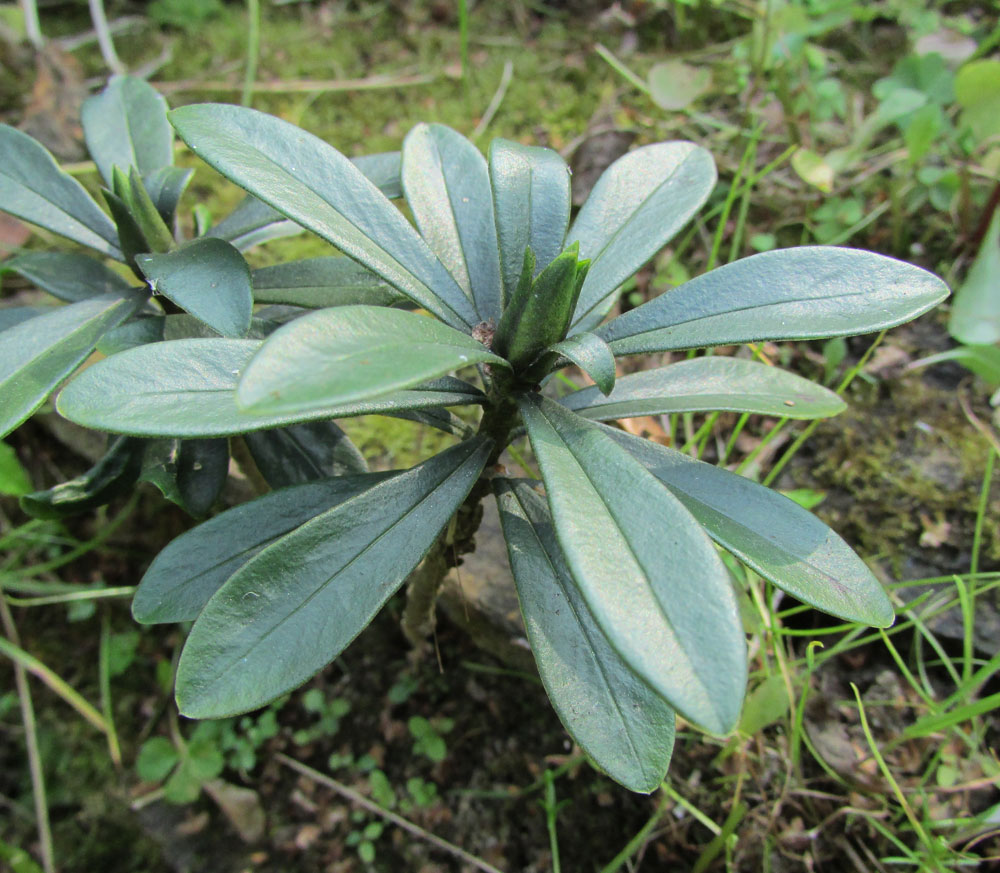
left=89, top=0, right=125, bottom=73
left=720, top=413, right=750, bottom=465
left=241, top=0, right=261, bottom=106
left=20, top=0, right=43, bottom=48
left=277, top=753, right=504, bottom=873
left=99, top=613, right=123, bottom=767
left=762, top=331, right=886, bottom=487
left=1, top=598, right=55, bottom=873
left=5, top=586, right=136, bottom=608
left=0, top=634, right=109, bottom=734
left=542, top=770, right=562, bottom=873
left=707, top=126, right=761, bottom=272
left=970, top=447, right=995, bottom=582
left=457, top=0, right=470, bottom=82
left=599, top=788, right=671, bottom=873
left=852, top=683, right=941, bottom=865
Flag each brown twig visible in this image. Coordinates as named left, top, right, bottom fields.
left=275, top=753, right=506, bottom=873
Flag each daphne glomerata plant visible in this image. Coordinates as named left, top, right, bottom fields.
left=49, top=102, right=949, bottom=792
left=0, top=76, right=398, bottom=518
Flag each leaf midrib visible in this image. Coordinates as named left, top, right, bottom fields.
left=193, top=451, right=477, bottom=695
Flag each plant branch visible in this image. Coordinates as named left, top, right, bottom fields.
left=0, top=597, right=55, bottom=873
left=276, top=753, right=506, bottom=873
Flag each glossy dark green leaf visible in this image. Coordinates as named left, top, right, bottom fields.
left=141, top=438, right=230, bottom=517
left=949, top=209, right=1000, bottom=346
left=528, top=332, right=616, bottom=396
left=561, top=357, right=846, bottom=421
left=488, top=138, right=571, bottom=305
left=134, top=471, right=398, bottom=623
left=20, top=436, right=145, bottom=520
left=112, top=166, right=175, bottom=254
left=56, top=338, right=484, bottom=437
left=206, top=195, right=301, bottom=250
left=598, top=247, right=950, bottom=356
left=244, top=420, right=367, bottom=489
left=493, top=247, right=589, bottom=370
left=175, top=436, right=492, bottom=717
left=519, top=394, right=746, bottom=733
left=569, top=142, right=716, bottom=331
left=403, top=123, right=503, bottom=322
left=236, top=305, right=505, bottom=415
left=81, top=75, right=173, bottom=187
left=97, top=317, right=165, bottom=355
left=494, top=478, right=674, bottom=792
left=352, top=151, right=403, bottom=200
left=143, top=166, right=194, bottom=224
left=0, top=306, right=52, bottom=333
left=2, top=252, right=134, bottom=302
left=0, top=292, right=144, bottom=438
left=251, top=257, right=405, bottom=308
left=137, top=238, right=252, bottom=337
left=170, top=104, right=478, bottom=330
left=604, top=426, right=894, bottom=627
left=101, top=187, right=149, bottom=268
left=0, top=124, right=121, bottom=258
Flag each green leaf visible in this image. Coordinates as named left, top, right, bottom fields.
left=648, top=60, right=711, bottom=111
left=81, top=75, right=173, bottom=187
left=494, top=478, right=675, bottom=792
left=97, top=316, right=165, bottom=355
left=134, top=472, right=398, bottom=623
left=403, top=123, right=503, bottom=322
left=604, top=426, right=894, bottom=627
left=518, top=395, right=746, bottom=733
left=112, top=166, right=176, bottom=254
left=351, top=151, right=403, bottom=200
left=169, top=104, right=478, bottom=330
left=0, top=292, right=144, bottom=438
left=2, top=252, right=134, bottom=302
left=598, top=247, right=950, bottom=356
left=917, top=345, right=1000, bottom=387
left=526, top=331, right=616, bottom=396
left=140, top=438, right=230, bottom=517
left=949, top=209, right=1000, bottom=346
left=206, top=194, right=301, bottom=250
left=0, top=124, right=122, bottom=258
left=136, top=736, right=179, bottom=782
left=137, top=238, right=253, bottom=337
left=561, top=357, right=846, bottom=421
left=955, top=59, right=1000, bottom=141
left=0, top=441, right=32, bottom=497
left=20, top=436, right=145, bottom=519
left=236, top=305, right=506, bottom=415
left=143, top=166, right=193, bottom=224
left=56, top=338, right=484, bottom=437
left=244, top=420, right=367, bottom=489
left=0, top=307, right=52, bottom=333
left=175, top=437, right=492, bottom=717
left=493, top=246, right=589, bottom=370
left=251, top=257, right=405, bottom=308
left=488, top=138, right=571, bottom=306
left=569, top=142, right=717, bottom=331
left=101, top=187, right=148, bottom=268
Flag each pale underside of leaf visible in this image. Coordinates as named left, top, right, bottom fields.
left=519, top=394, right=746, bottom=734
left=56, top=338, right=483, bottom=437
left=603, top=425, right=894, bottom=627
left=174, top=437, right=492, bottom=717
left=495, top=478, right=674, bottom=792
left=561, top=356, right=846, bottom=420
left=597, top=247, right=950, bottom=355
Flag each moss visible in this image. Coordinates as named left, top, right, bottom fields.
left=341, top=414, right=457, bottom=471
left=790, top=376, right=999, bottom=578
